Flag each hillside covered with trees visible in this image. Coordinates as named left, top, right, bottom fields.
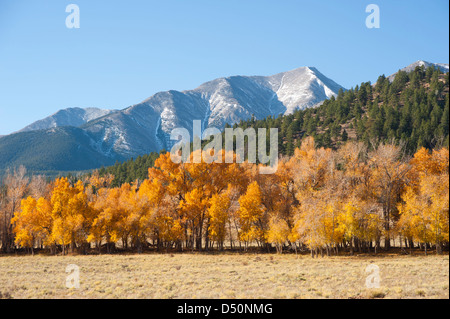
left=97, top=152, right=161, bottom=187
left=235, top=65, right=449, bottom=155
left=96, top=66, right=449, bottom=186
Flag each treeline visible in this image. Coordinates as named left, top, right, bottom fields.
left=3, top=139, right=449, bottom=256
left=96, top=152, right=161, bottom=187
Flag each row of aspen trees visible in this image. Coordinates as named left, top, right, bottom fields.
left=1, top=137, right=448, bottom=256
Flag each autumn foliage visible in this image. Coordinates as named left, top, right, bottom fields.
left=4, top=138, right=449, bottom=256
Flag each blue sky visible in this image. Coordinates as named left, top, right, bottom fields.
left=0, top=0, right=448, bottom=135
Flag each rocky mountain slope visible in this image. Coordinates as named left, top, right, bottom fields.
left=18, top=107, right=117, bottom=133
left=81, top=66, right=344, bottom=157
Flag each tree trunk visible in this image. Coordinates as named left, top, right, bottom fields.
left=350, top=237, right=354, bottom=256
left=436, top=240, right=442, bottom=255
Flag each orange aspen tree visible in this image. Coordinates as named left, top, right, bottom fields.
left=12, top=196, right=52, bottom=254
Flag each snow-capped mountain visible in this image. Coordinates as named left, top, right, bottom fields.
left=82, top=66, right=345, bottom=157
left=0, top=66, right=345, bottom=171
left=388, top=60, right=449, bottom=82
left=18, top=107, right=117, bottom=133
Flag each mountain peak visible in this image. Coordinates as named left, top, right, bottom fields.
left=84, top=65, right=345, bottom=158
left=388, top=60, right=449, bottom=82
left=3, top=65, right=345, bottom=172
left=18, top=107, right=117, bottom=133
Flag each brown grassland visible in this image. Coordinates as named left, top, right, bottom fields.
left=0, top=252, right=448, bottom=299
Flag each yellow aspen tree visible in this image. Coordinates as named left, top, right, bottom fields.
left=120, top=183, right=153, bottom=253
left=12, top=197, right=36, bottom=252
left=399, top=147, right=449, bottom=254
left=267, top=217, right=290, bottom=253
left=88, top=187, right=126, bottom=253
left=179, top=187, right=208, bottom=250
left=399, top=172, right=449, bottom=254
left=207, top=188, right=231, bottom=250
left=237, top=181, right=266, bottom=249
left=12, top=196, right=51, bottom=254
left=337, top=201, right=359, bottom=254
left=139, top=178, right=183, bottom=250
left=50, top=178, right=89, bottom=254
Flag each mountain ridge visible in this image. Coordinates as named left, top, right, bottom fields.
left=387, top=60, right=449, bottom=82
left=1, top=61, right=448, bottom=173
left=1, top=65, right=344, bottom=172
left=18, top=107, right=117, bottom=133
left=79, top=66, right=345, bottom=159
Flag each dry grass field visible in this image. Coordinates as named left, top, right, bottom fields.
left=0, top=253, right=448, bottom=299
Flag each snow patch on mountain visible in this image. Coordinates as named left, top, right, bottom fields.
left=388, top=60, right=449, bottom=82
left=18, top=107, right=117, bottom=133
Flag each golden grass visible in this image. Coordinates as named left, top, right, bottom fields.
left=0, top=253, right=448, bottom=299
